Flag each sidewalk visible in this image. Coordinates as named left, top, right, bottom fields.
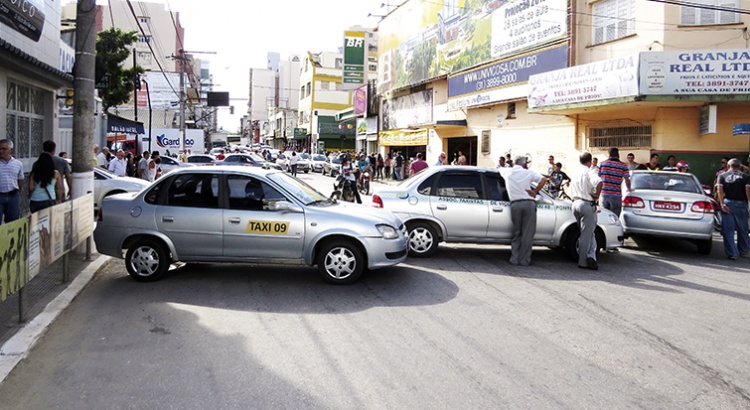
left=0, top=250, right=109, bottom=383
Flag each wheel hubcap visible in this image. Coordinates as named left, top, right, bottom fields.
left=130, top=246, right=160, bottom=276
left=324, top=247, right=355, bottom=279
left=409, top=228, right=433, bottom=253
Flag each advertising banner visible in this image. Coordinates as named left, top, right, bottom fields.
left=137, top=72, right=182, bottom=109
left=377, top=0, right=569, bottom=94
left=378, top=129, right=429, bottom=146
left=381, top=90, right=433, bottom=130
left=151, top=128, right=203, bottom=152
left=71, top=195, right=94, bottom=249
left=343, top=31, right=366, bottom=90
left=28, top=208, right=51, bottom=280
left=0, top=217, right=29, bottom=302
left=353, top=85, right=368, bottom=116
left=0, top=0, right=45, bottom=42
left=528, top=54, right=639, bottom=109
left=640, top=49, right=750, bottom=95
left=448, top=45, right=568, bottom=110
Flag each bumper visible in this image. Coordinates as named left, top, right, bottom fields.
left=93, top=226, right=125, bottom=258
left=621, top=212, right=714, bottom=240
left=363, top=236, right=409, bottom=270
left=601, top=223, right=626, bottom=249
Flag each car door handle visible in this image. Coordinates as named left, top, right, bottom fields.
left=228, top=217, right=241, bottom=224
left=436, top=204, right=447, bottom=210
left=492, top=207, right=504, bottom=212
left=161, top=216, right=174, bottom=222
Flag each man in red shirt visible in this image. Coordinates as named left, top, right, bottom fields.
left=408, top=153, right=429, bottom=176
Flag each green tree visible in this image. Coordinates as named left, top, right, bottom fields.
left=95, top=28, right=144, bottom=112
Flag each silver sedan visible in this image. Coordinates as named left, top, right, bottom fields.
left=621, top=171, right=716, bottom=254
left=372, top=166, right=624, bottom=259
left=94, top=166, right=408, bottom=284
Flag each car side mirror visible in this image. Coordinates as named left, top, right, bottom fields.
left=274, top=201, right=303, bottom=213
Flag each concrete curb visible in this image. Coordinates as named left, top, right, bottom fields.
left=0, top=254, right=110, bottom=383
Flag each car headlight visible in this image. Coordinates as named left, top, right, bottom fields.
left=376, top=224, right=399, bottom=239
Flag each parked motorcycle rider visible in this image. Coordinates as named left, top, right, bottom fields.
left=341, top=158, right=362, bottom=204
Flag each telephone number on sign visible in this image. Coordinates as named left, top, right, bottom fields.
left=705, top=80, right=749, bottom=87
left=553, top=85, right=597, bottom=97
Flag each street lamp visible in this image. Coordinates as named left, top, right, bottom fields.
left=141, top=79, right=152, bottom=152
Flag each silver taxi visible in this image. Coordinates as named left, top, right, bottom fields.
left=94, top=166, right=408, bottom=284
left=372, top=166, right=624, bottom=259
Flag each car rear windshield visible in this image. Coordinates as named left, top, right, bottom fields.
left=631, top=173, right=702, bottom=194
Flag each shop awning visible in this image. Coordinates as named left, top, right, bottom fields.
left=107, top=114, right=144, bottom=135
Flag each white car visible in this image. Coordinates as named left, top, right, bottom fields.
left=157, top=155, right=195, bottom=174
left=310, top=154, right=327, bottom=172
left=92, top=167, right=151, bottom=212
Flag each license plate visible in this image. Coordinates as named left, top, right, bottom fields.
left=653, top=201, right=681, bottom=211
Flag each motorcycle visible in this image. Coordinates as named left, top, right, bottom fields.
left=330, top=174, right=357, bottom=203
left=358, top=171, right=370, bottom=196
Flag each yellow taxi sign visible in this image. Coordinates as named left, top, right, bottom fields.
left=246, top=220, right=289, bottom=235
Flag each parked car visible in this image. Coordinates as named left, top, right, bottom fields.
left=621, top=170, right=716, bottom=254
left=94, top=166, right=408, bottom=284
left=322, top=156, right=342, bottom=177
left=158, top=155, right=195, bottom=174
left=310, top=154, right=327, bottom=172
left=371, top=166, right=624, bottom=259
left=262, top=161, right=284, bottom=171
left=187, top=154, right=216, bottom=165
left=92, top=167, right=151, bottom=213
left=214, top=153, right=266, bottom=167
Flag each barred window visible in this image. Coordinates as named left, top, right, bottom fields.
left=589, top=125, right=652, bottom=148
left=6, top=80, right=46, bottom=159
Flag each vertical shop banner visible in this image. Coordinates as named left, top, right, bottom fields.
left=353, top=85, right=368, bottom=115
left=0, top=218, right=29, bottom=302
left=343, top=31, right=366, bottom=90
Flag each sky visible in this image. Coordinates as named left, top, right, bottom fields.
left=159, top=0, right=392, bottom=131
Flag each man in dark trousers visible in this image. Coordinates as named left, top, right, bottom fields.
left=715, top=158, right=750, bottom=260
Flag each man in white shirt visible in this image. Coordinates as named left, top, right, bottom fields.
left=97, top=147, right=110, bottom=169
left=289, top=151, right=299, bottom=177
left=570, top=152, right=603, bottom=270
left=108, top=149, right=128, bottom=177
left=499, top=156, right=547, bottom=266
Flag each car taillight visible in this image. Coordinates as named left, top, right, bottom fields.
left=691, top=200, right=714, bottom=213
left=622, top=196, right=644, bottom=208
left=372, top=194, right=383, bottom=208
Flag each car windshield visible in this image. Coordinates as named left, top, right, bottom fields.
left=631, top=173, right=702, bottom=194
left=247, top=153, right=265, bottom=162
left=267, top=172, right=329, bottom=205
left=313, top=155, right=325, bottom=161
left=300, top=153, right=310, bottom=159
left=330, top=158, right=341, bottom=164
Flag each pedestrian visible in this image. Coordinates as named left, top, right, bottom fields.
left=385, top=154, right=392, bottom=179
left=715, top=158, right=750, bottom=260
left=636, top=153, right=662, bottom=170
left=138, top=151, right=150, bottom=180
left=598, top=147, right=631, bottom=217
left=570, top=152, right=603, bottom=270
left=499, top=156, right=547, bottom=266
left=92, top=144, right=100, bottom=168
left=676, top=160, right=690, bottom=173
left=408, top=153, right=429, bottom=176
left=547, top=155, right=555, bottom=175
left=436, top=152, right=448, bottom=166
left=457, top=151, right=467, bottom=165
left=125, top=152, right=135, bottom=177
left=148, top=151, right=162, bottom=182
left=97, top=147, right=110, bottom=169
left=42, top=140, right=72, bottom=201
left=341, top=158, right=362, bottom=204
left=108, top=149, right=128, bottom=177
left=27, top=152, right=63, bottom=213
left=394, top=151, right=404, bottom=181
left=626, top=153, right=639, bottom=170
left=376, top=154, right=384, bottom=179
left=591, top=157, right=599, bottom=171
left=497, top=156, right=506, bottom=168
left=546, top=162, right=570, bottom=198
left=289, top=151, right=299, bottom=177
left=662, top=155, right=678, bottom=171
left=59, top=152, right=68, bottom=159
left=0, top=139, right=24, bottom=224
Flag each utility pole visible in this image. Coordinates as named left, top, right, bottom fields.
left=133, top=48, right=138, bottom=122
left=72, top=0, right=96, bottom=198
left=172, top=49, right=216, bottom=152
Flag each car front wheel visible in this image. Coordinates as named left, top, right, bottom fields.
left=125, top=239, right=170, bottom=282
left=317, top=240, right=365, bottom=284
left=407, top=222, right=439, bottom=257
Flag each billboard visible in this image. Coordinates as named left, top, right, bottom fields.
left=377, top=0, right=568, bottom=94
left=640, top=49, right=750, bottom=95
left=343, top=31, right=366, bottom=90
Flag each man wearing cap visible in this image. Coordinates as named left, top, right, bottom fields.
left=715, top=158, right=750, bottom=260
left=570, top=152, right=603, bottom=270
left=499, top=156, right=547, bottom=266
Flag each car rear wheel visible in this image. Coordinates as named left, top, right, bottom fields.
left=696, top=239, right=712, bottom=255
left=317, top=240, right=365, bottom=284
left=407, top=222, right=439, bottom=257
left=125, top=239, right=170, bottom=282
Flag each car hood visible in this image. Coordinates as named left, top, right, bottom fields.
left=313, top=201, right=404, bottom=228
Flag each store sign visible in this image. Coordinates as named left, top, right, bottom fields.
left=0, top=0, right=45, bottom=42
left=353, top=85, right=367, bottom=115
left=378, top=129, right=428, bottom=146
left=640, top=49, right=750, bottom=95
left=732, top=123, right=750, bottom=136
left=448, top=45, right=568, bottom=111
left=381, top=90, right=433, bottom=130
left=343, top=31, right=366, bottom=90
left=528, top=54, right=639, bottom=109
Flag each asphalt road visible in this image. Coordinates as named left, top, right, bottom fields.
left=0, top=171, right=747, bottom=409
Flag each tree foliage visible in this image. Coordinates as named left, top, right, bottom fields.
left=95, top=28, right=144, bottom=112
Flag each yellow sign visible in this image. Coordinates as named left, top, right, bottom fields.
left=378, top=129, right=428, bottom=146
left=245, top=220, right=289, bottom=235
left=0, top=218, right=29, bottom=302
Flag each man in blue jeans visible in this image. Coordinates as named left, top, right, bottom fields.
left=715, top=158, right=750, bottom=260
left=0, top=139, right=25, bottom=225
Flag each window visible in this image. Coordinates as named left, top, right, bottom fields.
left=588, top=125, right=652, bottom=148
left=507, top=102, right=516, bottom=119
left=305, top=82, right=311, bottom=97
left=680, top=0, right=739, bottom=25
left=435, top=173, right=483, bottom=199
left=481, top=130, right=490, bottom=155
left=417, top=174, right=438, bottom=195
left=227, top=175, right=285, bottom=211
left=138, top=36, right=151, bottom=43
left=166, top=174, right=219, bottom=208
left=335, top=58, right=343, bottom=69
left=6, top=80, right=46, bottom=159
left=592, top=0, right=635, bottom=45
left=485, top=172, right=510, bottom=201
left=320, top=81, right=330, bottom=90
left=139, top=17, right=150, bottom=24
